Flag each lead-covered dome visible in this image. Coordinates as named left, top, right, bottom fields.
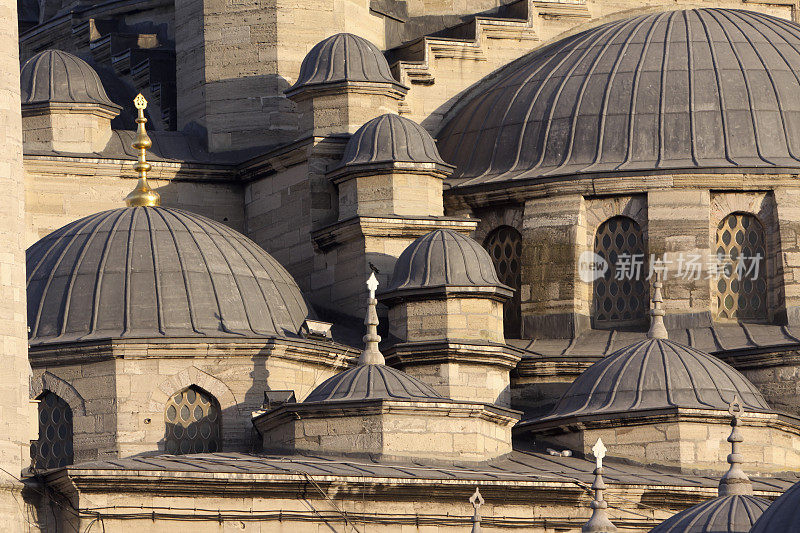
left=288, top=33, right=403, bottom=91
left=21, top=49, right=119, bottom=109
left=750, top=480, right=800, bottom=532
left=382, top=229, right=512, bottom=299
left=26, top=207, right=310, bottom=346
left=543, top=338, right=771, bottom=420
left=304, top=364, right=444, bottom=402
left=338, top=114, right=449, bottom=168
left=438, top=9, right=800, bottom=187
left=649, top=495, right=769, bottom=533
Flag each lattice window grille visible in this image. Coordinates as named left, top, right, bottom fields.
left=714, top=213, right=767, bottom=320
left=31, top=392, right=74, bottom=470
left=165, top=387, right=222, bottom=455
left=593, top=216, right=648, bottom=325
left=484, top=226, right=522, bottom=338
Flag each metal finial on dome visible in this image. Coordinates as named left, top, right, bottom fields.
left=359, top=272, right=385, bottom=365
left=124, top=94, right=160, bottom=207
left=719, top=396, right=753, bottom=497
left=470, top=487, right=484, bottom=533
left=648, top=275, right=668, bottom=340
left=582, top=438, right=617, bottom=533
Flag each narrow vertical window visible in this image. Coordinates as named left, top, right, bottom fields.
left=31, top=392, right=73, bottom=469
left=715, top=213, right=767, bottom=320
left=484, top=226, right=522, bottom=338
left=165, top=386, right=222, bottom=455
left=593, top=216, right=648, bottom=327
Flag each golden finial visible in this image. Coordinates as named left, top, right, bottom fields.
left=124, top=93, right=160, bottom=207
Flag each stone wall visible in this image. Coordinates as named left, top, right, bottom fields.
left=388, top=297, right=505, bottom=343
left=336, top=169, right=444, bottom=219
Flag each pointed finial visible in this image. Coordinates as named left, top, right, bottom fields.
left=718, top=396, right=752, bottom=496
left=359, top=273, right=385, bottom=365
left=582, top=438, right=617, bottom=533
left=647, top=274, right=668, bottom=340
left=124, top=94, right=161, bottom=207
left=470, top=487, right=484, bottom=533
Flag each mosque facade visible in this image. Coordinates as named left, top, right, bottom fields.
left=6, top=0, right=800, bottom=531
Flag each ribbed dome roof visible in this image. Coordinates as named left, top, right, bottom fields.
left=338, top=114, right=448, bottom=168
left=21, top=49, right=119, bottom=108
left=544, top=339, right=771, bottom=420
left=650, top=495, right=769, bottom=533
left=27, top=207, right=309, bottom=346
left=750, top=479, right=800, bottom=532
left=289, top=33, right=401, bottom=91
left=438, top=9, right=800, bottom=187
left=383, top=229, right=511, bottom=296
left=304, top=364, right=444, bottom=402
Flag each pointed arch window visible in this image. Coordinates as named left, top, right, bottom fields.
left=484, top=226, right=522, bottom=338
left=165, top=386, right=222, bottom=455
left=31, top=392, right=74, bottom=470
left=593, top=216, right=648, bottom=327
left=714, top=213, right=767, bottom=320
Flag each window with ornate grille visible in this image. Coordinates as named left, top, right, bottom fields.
left=593, top=216, right=648, bottom=327
left=30, top=392, right=73, bottom=470
left=165, top=386, right=222, bottom=455
left=484, top=226, right=522, bottom=338
left=714, top=213, right=768, bottom=321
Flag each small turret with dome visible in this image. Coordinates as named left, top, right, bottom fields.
left=517, top=280, right=800, bottom=473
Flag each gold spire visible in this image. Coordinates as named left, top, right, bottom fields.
left=124, top=94, right=160, bottom=207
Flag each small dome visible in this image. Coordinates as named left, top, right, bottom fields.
left=384, top=229, right=511, bottom=297
left=289, top=33, right=401, bottom=91
left=304, top=364, right=444, bottom=402
left=21, top=49, right=119, bottom=109
left=649, top=495, right=769, bottom=533
left=27, top=207, right=310, bottom=346
left=438, top=9, right=800, bottom=187
left=338, top=114, right=449, bottom=168
left=750, top=480, right=800, bottom=532
left=544, top=338, right=771, bottom=419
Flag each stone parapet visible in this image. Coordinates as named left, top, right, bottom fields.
left=254, top=398, right=520, bottom=462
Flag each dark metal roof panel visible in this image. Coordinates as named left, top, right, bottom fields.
left=304, top=364, right=443, bottom=402
left=544, top=338, right=771, bottom=419
left=437, top=9, right=800, bottom=186
left=26, top=207, right=309, bottom=345
left=338, top=114, right=447, bottom=167
left=649, top=495, right=770, bottom=533
left=21, top=49, right=119, bottom=108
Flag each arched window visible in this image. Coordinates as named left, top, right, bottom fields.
left=714, top=213, right=767, bottom=320
left=593, top=216, right=648, bottom=327
left=484, top=226, right=522, bottom=338
left=31, top=392, right=73, bottom=470
left=165, top=386, right=222, bottom=455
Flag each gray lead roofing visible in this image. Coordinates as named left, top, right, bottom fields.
left=384, top=229, right=511, bottom=295
left=750, top=478, right=800, bottom=532
left=20, top=49, right=120, bottom=108
left=438, top=9, right=800, bottom=187
left=539, top=338, right=771, bottom=420
left=288, top=33, right=403, bottom=91
left=648, top=495, right=769, bottom=533
left=304, top=364, right=444, bottom=402
left=337, top=114, right=449, bottom=168
left=26, top=207, right=309, bottom=345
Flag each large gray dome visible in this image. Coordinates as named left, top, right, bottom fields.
left=288, top=33, right=402, bottom=91
left=26, top=207, right=309, bottom=346
left=543, top=338, right=770, bottom=420
left=649, top=495, right=769, bottom=533
left=304, top=364, right=444, bottom=402
left=383, top=229, right=512, bottom=299
left=21, top=49, right=119, bottom=109
left=750, top=479, right=800, bottom=532
left=438, top=9, right=800, bottom=188
left=338, top=114, right=448, bottom=168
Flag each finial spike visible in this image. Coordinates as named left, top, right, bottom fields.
left=719, top=396, right=752, bottom=496
left=582, top=438, right=617, bottom=533
left=359, top=273, right=385, bottom=365
left=647, top=274, right=668, bottom=340
left=124, top=93, right=161, bottom=207
left=470, top=487, right=484, bottom=533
